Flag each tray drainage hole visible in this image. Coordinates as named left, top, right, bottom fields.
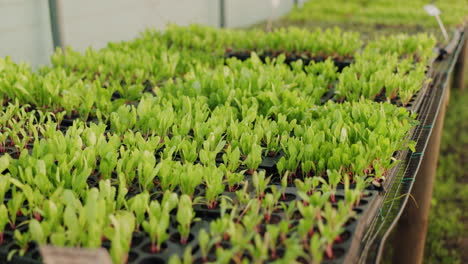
left=291, top=210, right=303, bottom=220
left=191, top=245, right=200, bottom=254
left=353, top=208, right=363, bottom=214
left=281, top=193, right=297, bottom=202
left=290, top=220, right=300, bottom=228
left=335, top=231, right=351, bottom=244
left=131, top=235, right=144, bottom=247
left=264, top=214, right=282, bottom=224
left=333, top=195, right=345, bottom=203
left=7, top=243, right=20, bottom=251
left=170, top=233, right=195, bottom=244
left=344, top=217, right=356, bottom=227
left=3, top=232, right=13, bottom=243
left=296, top=257, right=308, bottom=264
left=142, top=242, right=168, bottom=254
left=102, top=241, right=111, bottom=250
left=30, top=249, right=41, bottom=259
left=128, top=251, right=139, bottom=262
left=358, top=199, right=369, bottom=206
left=208, top=241, right=232, bottom=255
left=140, top=256, right=165, bottom=264
left=268, top=248, right=286, bottom=261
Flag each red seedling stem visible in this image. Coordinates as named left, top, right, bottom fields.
left=326, top=244, right=334, bottom=259
left=34, top=213, right=42, bottom=221
left=150, top=242, right=159, bottom=254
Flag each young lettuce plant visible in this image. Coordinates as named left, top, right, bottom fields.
left=142, top=200, right=171, bottom=253
left=243, top=144, right=262, bottom=175
left=155, top=160, right=180, bottom=192
left=307, top=234, right=325, bottom=264
left=137, top=150, right=159, bottom=192
left=319, top=202, right=351, bottom=259
left=18, top=184, right=44, bottom=221
left=179, top=163, right=203, bottom=198
left=248, top=233, right=269, bottom=264
left=107, top=212, right=136, bottom=264
left=294, top=177, right=323, bottom=196
left=262, top=187, right=281, bottom=223
left=128, top=192, right=150, bottom=231
left=197, top=229, right=213, bottom=263
left=98, top=135, right=120, bottom=180
left=116, top=149, right=140, bottom=187
left=265, top=225, right=281, bottom=260
left=222, top=145, right=241, bottom=172
left=203, top=166, right=225, bottom=209
left=110, top=105, right=137, bottom=134
left=199, top=134, right=226, bottom=167
left=0, top=205, right=8, bottom=245
left=179, top=139, right=198, bottom=163
left=177, top=195, right=195, bottom=245
left=29, top=218, right=49, bottom=245
left=276, top=137, right=304, bottom=179
left=239, top=201, right=263, bottom=233
left=252, top=170, right=271, bottom=199
left=296, top=201, right=320, bottom=236
left=7, top=189, right=24, bottom=229
left=209, top=198, right=236, bottom=243
left=326, top=169, right=342, bottom=203
left=0, top=173, right=11, bottom=204
left=8, top=230, right=31, bottom=259
left=219, top=164, right=245, bottom=192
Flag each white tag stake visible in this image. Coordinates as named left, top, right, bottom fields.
left=267, top=0, right=281, bottom=32
left=424, top=4, right=449, bottom=41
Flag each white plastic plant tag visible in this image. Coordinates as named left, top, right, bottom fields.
left=423, top=4, right=449, bottom=41
left=40, top=245, right=113, bottom=264
left=271, top=0, right=280, bottom=9
left=424, top=4, right=440, bottom=16
left=267, top=0, right=280, bottom=31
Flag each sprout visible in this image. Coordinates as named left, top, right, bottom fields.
left=177, top=195, right=195, bottom=245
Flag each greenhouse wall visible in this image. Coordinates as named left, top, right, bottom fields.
left=0, top=0, right=297, bottom=68
left=0, top=1, right=54, bottom=68
left=225, top=0, right=294, bottom=28
left=61, top=0, right=220, bottom=52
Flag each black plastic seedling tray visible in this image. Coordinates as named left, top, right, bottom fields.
left=355, top=28, right=467, bottom=264
left=1, top=28, right=464, bottom=264
left=225, top=51, right=353, bottom=72
left=0, top=150, right=384, bottom=264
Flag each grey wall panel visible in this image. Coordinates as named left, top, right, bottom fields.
left=0, top=0, right=54, bottom=67
left=225, top=0, right=294, bottom=28
left=0, top=0, right=297, bottom=66
left=61, top=0, right=219, bottom=51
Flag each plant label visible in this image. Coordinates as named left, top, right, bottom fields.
left=267, top=0, right=281, bottom=31
left=424, top=4, right=440, bottom=16
left=423, top=4, right=449, bottom=41
left=40, top=245, right=113, bottom=264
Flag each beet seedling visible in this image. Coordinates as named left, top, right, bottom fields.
left=177, top=195, right=195, bottom=245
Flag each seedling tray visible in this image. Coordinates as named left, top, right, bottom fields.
left=225, top=51, right=353, bottom=72
left=355, top=28, right=467, bottom=263
left=0, top=29, right=462, bottom=264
